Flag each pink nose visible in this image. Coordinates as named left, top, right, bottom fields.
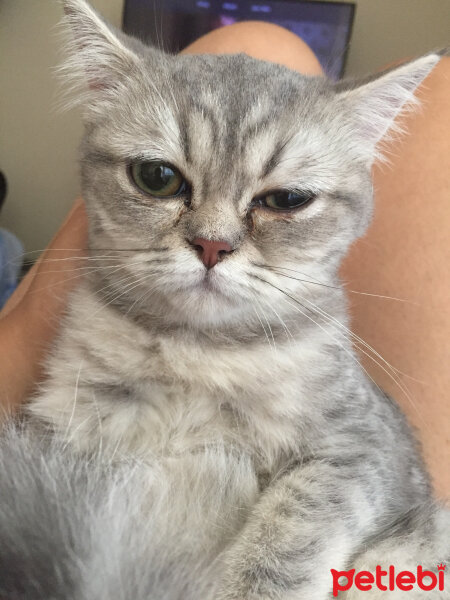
left=191, top=237, right=233, bottom=269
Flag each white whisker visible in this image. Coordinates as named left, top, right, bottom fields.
left=64, top=360, right=83, bottom=440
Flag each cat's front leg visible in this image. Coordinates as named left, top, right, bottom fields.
left=214, top=460, right=378, bottom=600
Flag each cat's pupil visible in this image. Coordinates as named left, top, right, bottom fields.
left=141, top=163, right=173, bottom=191
left=130, top=161, right=185, bottom=197
left=282, top=192, right=303, bottom=208
left=264, top=191, right=314, bottom=210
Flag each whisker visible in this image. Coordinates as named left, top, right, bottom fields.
left=24, top=246, right=169, bottom=256
left=26, top=258, right=170, bottom=296
left=260, top=266, right=422, bottom=384
left=26, top=266, right=128, bottom=296
left=124, top=283, right=155, bottom=316
left=251, top=302, right=274, bottom=351
left=249, top=274, right=377, bottom=384
left=249, top=273, right=428, bottom=430
left=254, top=263, right=417, bottom=304
left=299, top=294, right=421, bottom=384
left=87, top=270, right=168, bottom=320
left=4, top=246, right=171, bottom=270
left=91, top=391, right=104, bottom=457
left=64, top=360, right=83, bottom=440
left=252, top=294, right=277, bottom=352
left=91, top=247, right=170, bottom=252
left=31, top=262, right=129, bottom=276
left=29, top=250, right=170, bottom=266
left=63, top=414, right=93, bottom=451
left=295, top=293, right=423, bottom=418
left=94, top=272, right=144, bottom=298
left=259, top=296, right=295, bottom=343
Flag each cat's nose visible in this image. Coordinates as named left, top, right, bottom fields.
left=190, top=237, right=233, bottom=269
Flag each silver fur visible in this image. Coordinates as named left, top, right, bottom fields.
left=1, top=1, right=448, bottom=598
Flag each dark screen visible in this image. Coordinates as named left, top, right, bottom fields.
left=123, top=0, right=355, bottom=80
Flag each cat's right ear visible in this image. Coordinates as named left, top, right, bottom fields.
left=59, top=0, right=143, bottom=113
left=334, top=52, right=443, bottom=164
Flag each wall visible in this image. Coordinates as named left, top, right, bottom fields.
left=0, top=0, right=123, bottom=254
left=0, top=0, right=448, bottom=252
left=344, top=0, right=450, bottom=76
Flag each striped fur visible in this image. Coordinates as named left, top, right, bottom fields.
left=1, top=1, right=448, bottom=597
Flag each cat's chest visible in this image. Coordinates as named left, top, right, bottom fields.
left=33, top=294, right=335, bottom=465
left=79, top=336, right=307, bottom=461
left=38, top=343, right=306, bottom=467
left=97, top=379, right=238, bottom=455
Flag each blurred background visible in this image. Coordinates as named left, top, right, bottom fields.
left=0, top=0, right=449, bottom=264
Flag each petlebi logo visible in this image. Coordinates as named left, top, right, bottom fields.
left=331, top=564, right=446, bottom=596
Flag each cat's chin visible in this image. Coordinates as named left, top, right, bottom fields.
left=158, top=275, right=250, bottom=328
left=134, top=264, right=254, bottom=328
left=174, top=286, right=248, bottom=328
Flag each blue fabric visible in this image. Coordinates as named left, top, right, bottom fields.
left=0, top=228, right=24, bottom=309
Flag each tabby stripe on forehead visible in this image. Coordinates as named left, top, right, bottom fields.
left=241, top=113, right=274, bottom=143
left=226, top=111, right=286, bottom=176
left=179, top=102, right=221, bottom=164
left=192, top=102, right=220, bottom=149
left=261, top=139, right=289, bottom=179
left=178, top=114, right=192, bottom=164
left=201, top=171, right=210, bottom=199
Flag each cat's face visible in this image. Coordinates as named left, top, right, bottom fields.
left=63, top=0, right=440, bottom=328
left=80, top=53, right=374, bottom=328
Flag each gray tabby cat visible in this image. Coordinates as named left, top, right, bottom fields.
left=0, top=0, right=448, bottom=598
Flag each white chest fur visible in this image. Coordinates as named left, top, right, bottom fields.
left=30, top=288, right=339, bottom=467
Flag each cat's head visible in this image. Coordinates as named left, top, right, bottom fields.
left=61, top=0, right=440, bottom=329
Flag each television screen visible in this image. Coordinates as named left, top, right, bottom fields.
left=123, top=0, right=355, bottom=80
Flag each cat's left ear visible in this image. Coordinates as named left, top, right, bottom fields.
left=336, top=52, right=443, bottom=163
left=59, top=0, right=145, bottom=112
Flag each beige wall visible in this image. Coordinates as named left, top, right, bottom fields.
left=0, top=0, right=448, bottom=252
left=345, top=0, right=450, bottom=76
left=0, top=0, right=123, bottom=254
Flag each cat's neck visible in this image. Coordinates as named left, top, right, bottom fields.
left=30, top=281, right=362, bottom=467
left=86, top=272, right=350, bottom=350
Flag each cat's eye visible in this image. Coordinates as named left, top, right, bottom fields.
left=130, top=161, right=186, bottom=197
left=262, top=190, right=315, bottom=211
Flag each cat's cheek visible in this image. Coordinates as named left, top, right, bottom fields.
left=137, top=200, right=191, bottom=232
left=248, top=209, right=293, bottom=236
left=172, top=203, right=190, bottom=227
left=132, top=202, right=188, bottom=234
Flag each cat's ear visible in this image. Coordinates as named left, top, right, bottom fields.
left=336, top=52, right=442, bottom=163
left=59, top=0, right=143, bottom=112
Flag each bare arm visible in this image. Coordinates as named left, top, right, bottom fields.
left=0, top=199, right=87, bottom=417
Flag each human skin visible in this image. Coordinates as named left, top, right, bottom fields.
left=0, top=198, right=87, bottom=414
left=0, top=21, right=448, bottom=499
left=341, top=58, right=450, bottom=500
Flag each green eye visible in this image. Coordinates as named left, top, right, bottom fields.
left=263, top=190, right=315, bottom=211
left=130, top=161, right=186, bottom=197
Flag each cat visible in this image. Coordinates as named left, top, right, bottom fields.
left=0, top=0, right=448, bottom=598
